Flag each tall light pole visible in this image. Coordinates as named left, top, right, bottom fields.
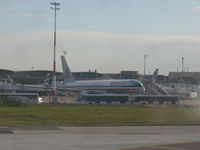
left=181, top=56, right=184, bottom=72
left=144, top=54, right=148, bottom=76
left=50, top=2, right=60, bottom=100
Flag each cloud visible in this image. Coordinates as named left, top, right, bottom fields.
left=190, top=0, right=200, bottom=5
left=0, top=31, right=200, bottom=74
left=0, top=6, right=15, bottom=11
left=192, top=6, right=200, bottom=12
left=18, top=14, right=51, bottom=21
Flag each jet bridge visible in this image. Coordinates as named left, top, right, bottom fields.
left=146, top=81, right=170, bottom=95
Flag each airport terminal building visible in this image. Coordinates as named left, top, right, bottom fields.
left=169, top=72, right=200, bottom=84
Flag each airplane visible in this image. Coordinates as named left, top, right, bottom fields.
left=147, top=68, right=195, bottom=98
left=1, top=56, right=145, bottom=96
left=60, top=55, right=145, bottom=95
left=14, top=73, right=51, bottom=92
left=0, top=73, right=52, bottom=94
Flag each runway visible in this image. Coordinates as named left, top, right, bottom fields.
left=0, top=126, right=200, bottom=150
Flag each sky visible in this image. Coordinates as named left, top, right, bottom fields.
left=1, top=0, right=200, bottom=75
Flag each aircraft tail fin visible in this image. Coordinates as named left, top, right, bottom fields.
left=61, top=55, right=75, bottom=82
left=44, top=73, right=50, bottom=86
left=152, top=68, right=159, bottom=82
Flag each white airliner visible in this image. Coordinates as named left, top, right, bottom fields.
left=61, top=55, right=145, bottom=94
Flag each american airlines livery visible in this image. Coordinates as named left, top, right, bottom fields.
left=61, top=56, right=145, bottom=94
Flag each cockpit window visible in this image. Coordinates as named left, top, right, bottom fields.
left=134, top=83, right=142, bottom=87
left=128, top=81, right=142, bottom=87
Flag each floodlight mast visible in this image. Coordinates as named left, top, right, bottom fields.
left=50, top=2, right=60, bottom=98
left=144, top=54, right=148, bottom=76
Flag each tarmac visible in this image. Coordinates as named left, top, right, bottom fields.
left=0, top=126, right=200, bottom=150
left=126, top=141, right=200, bottom=150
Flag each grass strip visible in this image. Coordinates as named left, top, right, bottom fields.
left=0, top=105, right=199, bottom=126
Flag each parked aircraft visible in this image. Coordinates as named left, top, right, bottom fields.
left=60, top=55, right=145, bottom=95
left=149, top=69, right=196, bottom=98
left=0, top=56, right=145, bottom=96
